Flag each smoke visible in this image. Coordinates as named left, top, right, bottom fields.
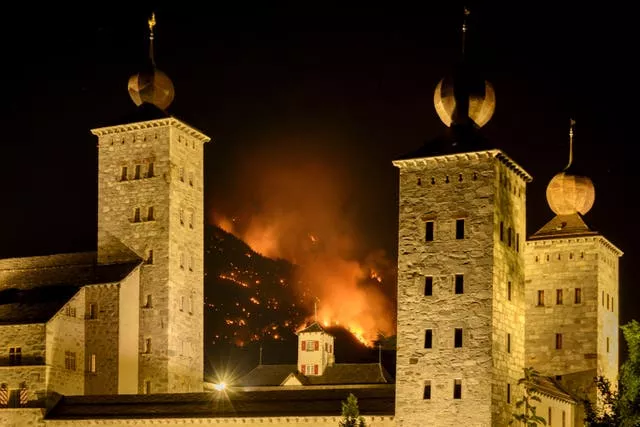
left=210, top=138, right=396, bottom=343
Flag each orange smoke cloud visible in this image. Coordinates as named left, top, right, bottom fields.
left=210, top=142, right=396, bottom=344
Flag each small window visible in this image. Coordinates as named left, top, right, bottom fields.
left=133, top=207, right=141, bottom=223
left=606, top=294, right=610, bottom=310
left=180, top=209, right=185, bottom=226
left=549, top=408, right=552, bottom=426
left=189, top=173, right=194, bottom=187
left=188, top=254, right=194, bottom=272
left=180, top=296, right=184, bottom=312
left=602, top=291, right=605, bottom=306
left=507, top=227, right=512, bottom=247
left=424, top=276, right=433, bottom=296
left=146, top=250, right=154, bottom=265
left=454, top=328, right=463, bottom=348
left=147, top=162, right=155, bottom=178
left=189, top=212, right=194, bottom=229
left=425, top=221, right=434, bottom=241
left=537, top=290, right=545, bottom=306
left=455, top=274, right=464, bottom=294
left=134, top=165, right=141, bottom=180
left=456, top=219, right=465, bottom=239
left=500, top=222, right=504, bottom=241
left=556, top=289, right=563, bottom=305
left=147, top=206, right=155, bottom=221
left=507, top=333, right=511, bottom=353
left=562, top=410, right=566, bottom=427
left=575, top=288, right=582, bottom=304
left=145, top=338, right=152, bottom=353
left=611, top=297, right=614, bottom=312
left=424, top=329, right=433, bottom=349
left=555, top=333, right=563, bottom=350
left=145, top=294, right=153, bottom=308
left=88, top=303, right=97, bottom=320
left=453, top=379, right=462, bottom=399
left=120, top=166, right=128, bottom=181
left=423, top=381, right=431, bottom=400
left=507, top=281, right=512, bottom=301
left=9, top=347, right=21, bottom=365
left=180, top=252, right=185, bottom=269
left=516, top=233, right=520, bottom=253
left=607, top=337, right=610, bottom=353
left=507, top=383, right=511, bottom=403
left=144, top=380, right=151, bottom=394
left=90, top=354, right=96, bottom=373
left=64, top=351, right=76, bottom=370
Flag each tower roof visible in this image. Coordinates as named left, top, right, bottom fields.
left=297, top=321, right=331, bottom=335
left=545, top=120, right=595, bottom=216
left=530, top=213, right=597, bottom=240
left=127, top=13, right=175, bottom=111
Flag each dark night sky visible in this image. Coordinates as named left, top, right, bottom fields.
left=0, top=4, right=638, bottom=328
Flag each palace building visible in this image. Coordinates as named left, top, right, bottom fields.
left=0, top=12, right=620, bottom=427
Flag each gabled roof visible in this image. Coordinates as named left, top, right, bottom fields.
left=45, top=387, right=396, bottom=420
left=532, top=376, right=576, bottom=404
left=297, top=321, right=329, bottom=334
left=236, top=363, right=392, bottom=387
left=235, top=364, right=298, bottom=387
left=0, top=252, right=140, bottom=325
left=530, top=213, right=597, bottom=240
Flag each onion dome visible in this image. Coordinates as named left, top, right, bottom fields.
left=434, top=74, right=495, bottom=128
left=433, top=7, right=495, bottom=128
left=127, top=13, right=175, bottom=111
left=545, top=120, right=595, bottom=216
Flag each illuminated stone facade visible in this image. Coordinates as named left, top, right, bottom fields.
left=393, top=150, right=531, bottom=427
left=297, top=323, right=335, bottom=376
left=92, top=117, right=209, bottom=393
left=525, top=225, right=622, bottom=424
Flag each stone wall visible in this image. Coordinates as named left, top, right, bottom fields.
left=84, top=284, right=119, bottom=395
left=46, top=289, right=85, bottom=395
left=0, top=324, right=46, bottom=367
left=491, top=161, right=528, bottom=426
left=393, top=150, right=530, bottom=427
left=118, top=267, right=140, bottom=394
left=0, top=413, right=396, bottom=426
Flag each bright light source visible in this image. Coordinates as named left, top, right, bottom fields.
left=214, top=382, right=226, bottom=391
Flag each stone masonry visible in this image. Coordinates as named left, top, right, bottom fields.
left=91, top=118, right=210, bottom=393
left=393, top=150, right=531, bottom=427
left=525, top=234, right=622, bottom=425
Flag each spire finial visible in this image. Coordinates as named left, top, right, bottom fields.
left=565, top=118, right=576, bottom=171
left=462, top=7, right=471, bottom=56
left=313, top=298, right=319, bottom=323
left=148, top=12, right=156, bottom=66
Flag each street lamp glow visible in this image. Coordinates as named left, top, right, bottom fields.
left=213, top=382, right=226, bottom=391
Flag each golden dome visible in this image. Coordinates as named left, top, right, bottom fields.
left=433, top=77, right=495, bottom=128
left=127, top=69, right=175, bottom=111
left=546, top=172, right=595, bottom=216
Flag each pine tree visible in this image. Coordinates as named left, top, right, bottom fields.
left=339, top=393, right=367, bottom=427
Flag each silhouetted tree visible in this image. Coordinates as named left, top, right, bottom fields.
left=584, top=320, right=640, bottom=426
left=339, top=393, right=366, bottom=427
left=511, top=367, right=547, bottom=426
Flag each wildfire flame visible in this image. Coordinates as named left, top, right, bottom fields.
left=210, top=157, right=396, bottom=345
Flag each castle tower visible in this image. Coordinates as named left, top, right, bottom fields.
left=393, top=12, right=532, bottom=425
left=296, top=322, right=335, bottom=376
left=90, top=15, right=210, bottom=393
left=525, top=121, right=622, bottom=421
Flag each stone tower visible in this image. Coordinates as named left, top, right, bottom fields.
left=91, top=15, right=210, bottom=393
left=525, top=121, right=622, bottom=422
left=393, top=21, right=532, bottom=423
